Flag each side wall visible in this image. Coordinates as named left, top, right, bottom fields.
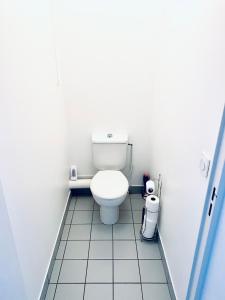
left=0, top=0, right=69, bottom=299
left=150, top=0, right=225, bottom=299
left=0, top=182, right=26, bottom=299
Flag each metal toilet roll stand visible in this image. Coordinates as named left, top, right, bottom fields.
left=140, top=174, right=162, bottom=242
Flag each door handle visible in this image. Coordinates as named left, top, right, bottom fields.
left=208, top=203, right=213, bottom=217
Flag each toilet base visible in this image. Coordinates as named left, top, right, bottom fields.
left=100, top=205, right=119, bottom=225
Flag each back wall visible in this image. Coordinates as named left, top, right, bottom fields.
left=54, top=0, right=158, bottom=184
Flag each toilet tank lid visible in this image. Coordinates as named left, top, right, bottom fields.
left=92, top=132, right=128, bottom=144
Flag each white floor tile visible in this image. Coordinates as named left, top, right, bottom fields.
left=89, top=241, right=112, bottom=259
left=120, top=196, right=131, bottom=210
left=114, top=241, right=137, bottom=259
left=68, top=225, right=91, bottom=240
left=72, top=210, right=92, bottom=224
left=114, top=284, right=142, bottom=300
left=131, top=198, right=145, bottom=210
left=113, top=224, right=135, bottom=240
left=58, top=260, right=87, bottom=283
left=86, top=260, right=112, bottom=283
left=91, top=224, right=112, bottom=240
left=142, top=284, right=171, bottom=300
left=134, top=224, right=141, bottom=240
left=92, top=211, right=101, bottom=224
left=136, top=240, right=161, bottom=259
left=54, top=284, right=84, bottom=300
left=64, top=241, right=89, bottom=259
left=84, top=284, right=113, bottom=300
left=75, top=197, right=94, bottom=210
left=133, top=211, right=142, bottom=223
left=118, top=210, right=133, bottom=223
left=114, top=260, right=140, bottom=283
left=94, top=202, right=100, bottom=211
left=139, top=260, right=167, bottom=283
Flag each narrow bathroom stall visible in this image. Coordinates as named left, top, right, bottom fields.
left=1, top=0, right=225, bottom=299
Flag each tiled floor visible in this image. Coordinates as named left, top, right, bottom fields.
left=45, top=194, right=171, bottom=300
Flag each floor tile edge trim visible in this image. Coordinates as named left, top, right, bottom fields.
left=158, top=234, right=177, bottom=300
left=39, top=190, right=71, bottom=300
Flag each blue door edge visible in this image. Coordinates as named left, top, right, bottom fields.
left=195, top=163, right=225, bottom=299
left=186, top=105, right=225, bottom=300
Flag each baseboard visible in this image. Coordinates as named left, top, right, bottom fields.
left=71, top=185, right=144, bottom=197
left=39, top=191, right=71, bottom=300
left=71, top=188, right=92, bottom=197
left=158, top=234, right=177, bottom=300
left=129, top=185, right=144, bottom=194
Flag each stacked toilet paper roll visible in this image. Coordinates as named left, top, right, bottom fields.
left=146, top=180, right=155, bottom=194
left=145, top=195, right=159, bottom=212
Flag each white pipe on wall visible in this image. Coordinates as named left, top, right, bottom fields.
left=69, top=179, right=92, bottom=189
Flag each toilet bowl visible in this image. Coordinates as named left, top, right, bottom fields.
left=90, top=170, right=129, bottom=224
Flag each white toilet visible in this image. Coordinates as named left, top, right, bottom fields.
left=90, top=132, right=129, bottom=224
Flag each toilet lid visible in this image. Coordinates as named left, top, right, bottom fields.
left=90, top=170, right=129, bottom=199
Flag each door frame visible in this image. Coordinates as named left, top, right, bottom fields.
left=186, top=106, right=225, bottom=300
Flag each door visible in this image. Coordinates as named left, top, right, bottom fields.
left=186, top=107, right=225, bottom=300
left=198, top=163, right=225, bottom=299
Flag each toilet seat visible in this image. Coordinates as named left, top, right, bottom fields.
left=91, top=170, right=128, bottom=200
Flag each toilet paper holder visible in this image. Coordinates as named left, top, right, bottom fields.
left=140, top=173, right=162, bottom=242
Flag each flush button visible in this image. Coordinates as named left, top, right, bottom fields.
left=107, top=133, right=113, bottom=138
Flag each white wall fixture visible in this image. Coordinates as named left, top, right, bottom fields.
left=70, top=165, right=78, bottom=181
left=199, top=152, right=211, bottom=178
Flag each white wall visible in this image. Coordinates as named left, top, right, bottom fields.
left=54, top=0, right=158, bottom=185
left=0, top=0, right=68, bottom=299
left=149, top=0, right=225, bottom=299
left=0, top=182, right=26, bottom=299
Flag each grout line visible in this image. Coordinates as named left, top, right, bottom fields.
left=130, top=195, right=144, bottom=300
left=55, top=258, right=162, bottom=261
left=83, top=203, right=94, bottom=300
left=71, top=210, right=94, bottom=212
left=53, top=281, right=167, bottom=285
left=61, top=239, right=140, bottom=241
left=53, top=197, right=77, bottom=300
left=60, top=237, right=140, bottom=241
left=70, top=209, right=137, bottom=212
left=112, top=223, right=114, bottom=300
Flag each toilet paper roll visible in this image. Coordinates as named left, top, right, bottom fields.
left=145, top=195, right=159, bottom=212
left=146, top=180, right=155, bottom=194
